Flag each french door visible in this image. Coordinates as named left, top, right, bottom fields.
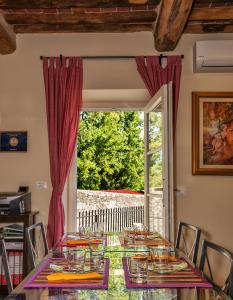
left=144, top=83, right=174, bottom=240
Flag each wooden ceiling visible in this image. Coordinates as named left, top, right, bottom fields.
left=0, top=0, right=233, bottom=54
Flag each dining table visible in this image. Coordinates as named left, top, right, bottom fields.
left=6, top=232, right=231, bottom=300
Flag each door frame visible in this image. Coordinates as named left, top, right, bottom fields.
left=143, top=83, right=174, bottom=240
left=66, top=87, right=174, bottom=238
left=66, top=107, right=146, bottom=232
left=143, top=93, right=163, bottom=230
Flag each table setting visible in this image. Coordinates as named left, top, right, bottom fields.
left=119, top=225, right=212, bottom=289
left=60, top=223, right=107, bottom=248
left=7, top=225, right=229, bottom=300
left=23, top=224, right=110, bottom=290
left=123, top=253, right=212, bottom=289
left=119, top=224, right=170, bottom=247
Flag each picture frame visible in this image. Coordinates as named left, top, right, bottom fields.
left=192, top=92, right=233, bottom=175
left=0, top=131, right=27, bottom=152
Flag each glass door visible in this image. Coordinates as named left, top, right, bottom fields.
left=144, top=83, right=173, bottom=240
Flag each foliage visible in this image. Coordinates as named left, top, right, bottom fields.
left=77, top=112, right=144, bottom=191
left=148, top=111, right=163, bottom=189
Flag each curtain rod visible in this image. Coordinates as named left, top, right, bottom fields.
left=40, top=54, right=184, bottom=60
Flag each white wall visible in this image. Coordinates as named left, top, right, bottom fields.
left=0, top=32, right=233, bottom=254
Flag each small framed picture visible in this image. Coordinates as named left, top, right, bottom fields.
left=0, top=131, right=27, bottom=152
left=192, top=92, right=233, bottom=175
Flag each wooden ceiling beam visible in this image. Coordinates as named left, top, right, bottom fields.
left=154, top=0, right=194, bottom=51
left=0, top=11, right=16, bottom=54
left=0, top=0, right=160, bottom=9
left=5, top=11, right=157, bottom=25
left=189, top=7, right=233, bottom=21
left=13, top=23, right=152, bottom=33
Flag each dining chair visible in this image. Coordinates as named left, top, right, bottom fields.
left=226, top=263, right=233, bottom=298
left=25, top=222, right=49, bottom=269
left=175, top=221, right=201, bottom=265
left=0, top=237, right=13, bottom=294
left=199, top=240, right=233, bottom=296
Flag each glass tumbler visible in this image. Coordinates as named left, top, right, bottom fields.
left=149, top=247, right=158, bottom=263
left=67, top=249, right=86, bottom=272
left=78, top=226, right=85, bottom=237
left=94, top=222, right=104, bottom=238
left=90, top=250, right=105, bottom=272
left=128, top=254, right=148, bottom=283
left=123, top=227, right=135, bottom=244
left=133, top=223, right=148, bottom=240
left=155, top=246, right=169, bottom=269
left=89, top=242, right=105, bottom=272
left=84, top=226, right=93, bottom=239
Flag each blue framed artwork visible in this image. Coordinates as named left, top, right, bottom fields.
left=0, top=131, right=27, bottom=152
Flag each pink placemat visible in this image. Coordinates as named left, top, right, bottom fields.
left=24, top=257, right=109, bottom=289
left=122, top=257, right=212, bottom=289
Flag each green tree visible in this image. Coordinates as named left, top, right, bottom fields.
left=77, top=112, right=144, bottom=191
left=148, top=111, right=163, bottom=189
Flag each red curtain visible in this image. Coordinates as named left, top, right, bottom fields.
left=43, top=57, right=83, bottom=248
left=135, top=56, right=182, bottom=138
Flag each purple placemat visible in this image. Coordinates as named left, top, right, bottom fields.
left=122, top=257, right=212, bottom=289
left=24, top=257, right=109, bottom=289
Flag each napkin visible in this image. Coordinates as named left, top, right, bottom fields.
left=66, top=239, right=101, bottom=246
left=47, top=272, right=103, bottom=281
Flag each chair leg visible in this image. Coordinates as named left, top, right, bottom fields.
left=0, top=239, right=13, bottom=294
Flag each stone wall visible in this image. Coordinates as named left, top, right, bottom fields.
left=77, top=190, right=144, bottom=210
left=76, top=189, right=164, bottom=234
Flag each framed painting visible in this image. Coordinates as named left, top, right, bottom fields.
left=0, top=131, right=27, bottom=152
left=192, top=92, right=233, bottom=175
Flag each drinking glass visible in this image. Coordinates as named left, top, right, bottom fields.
left=169, top=246, right=176, bottom=261
left=123, top=227, right=135, bottom=244
left=128, top=254, right=148, bottom=283
left=90, top=250, right=105, bottom=272
left=78, top=226, right=85, bottom=237
left=67, top=249, right=86, bottom=272
left=149, top=246, right=169, bottom=272
left=149, top=247, right=158, bottom=263
left=89, top=239, right=105, bottom=252
left=133, top=223, right=148, bottom=240
left=94, top=222, right=104, bottom=238
left=157, top=246, right=169, bottom=266
left=84, top=226, right=93, bottom=238
left=89, top=242, right=105, bottom=272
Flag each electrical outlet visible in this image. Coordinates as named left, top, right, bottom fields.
left=35, top=181, right=47, bottom=189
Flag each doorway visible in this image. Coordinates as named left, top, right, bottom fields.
left=67, top=87, right=174, bottom=239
